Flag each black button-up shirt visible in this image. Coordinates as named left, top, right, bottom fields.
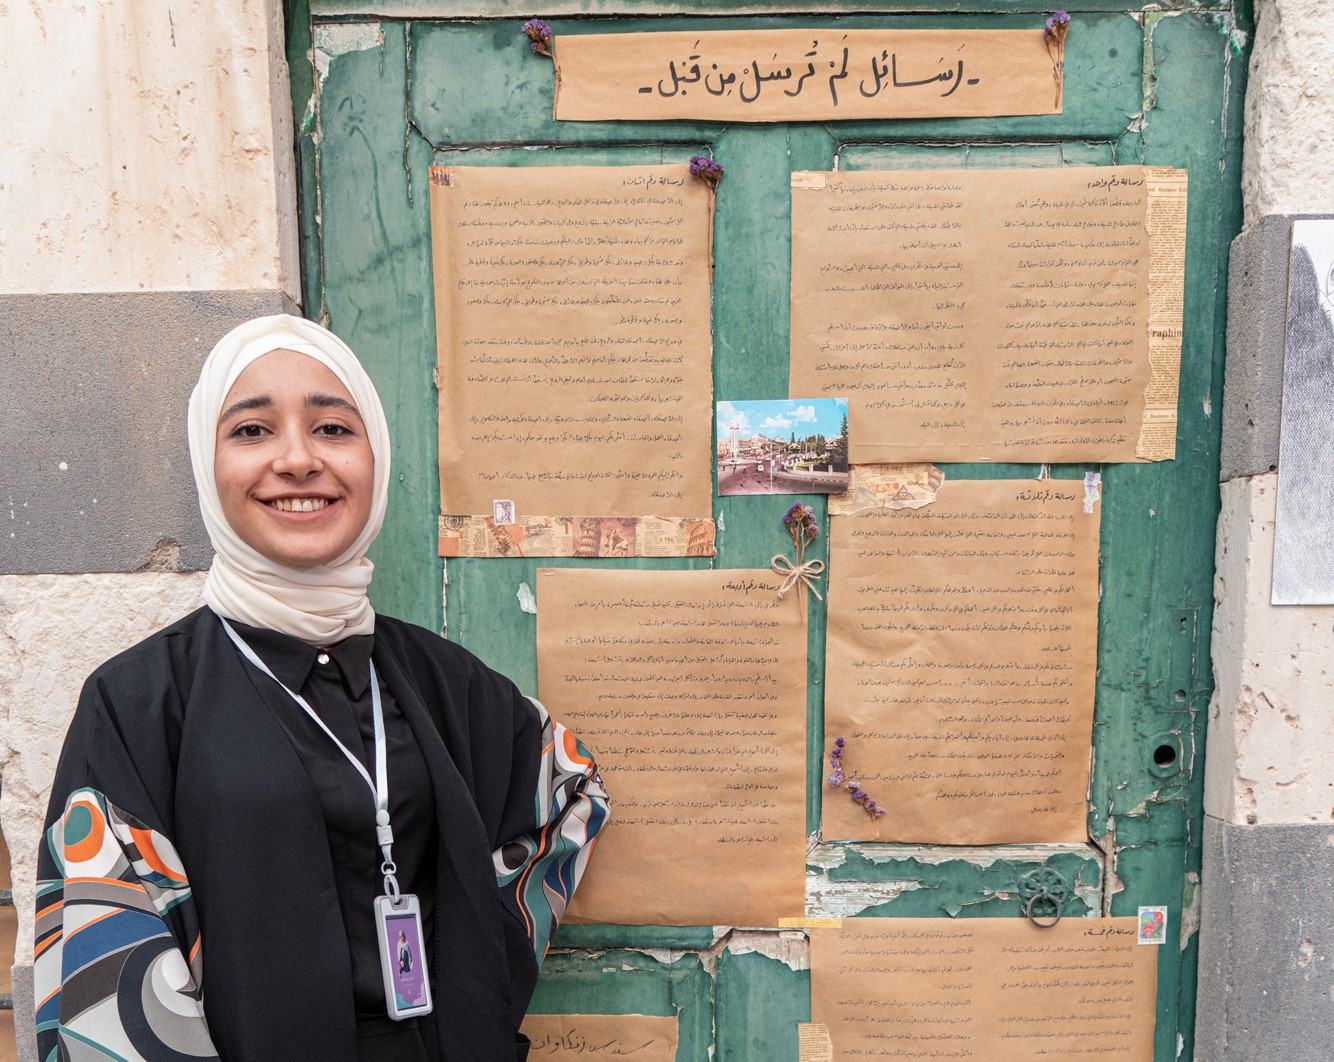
left=230, top=621, right=438, bottom=1017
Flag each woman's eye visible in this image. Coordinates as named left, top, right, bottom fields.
left=317, top=423, right=354, bottom=437
left=230, top=423, right=268, bottom=439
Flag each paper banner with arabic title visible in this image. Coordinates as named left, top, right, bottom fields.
left=553, top=29, right=1063, bottom=122
left=538, top=568, right=807, bottom=927
left=429, top=164, right=715, bottom=557
left=809, top=918, right=1157, bottom=1061
left=823, top=479, right=1101, bottom=844
left=790, top=165, right=1187, bottom=462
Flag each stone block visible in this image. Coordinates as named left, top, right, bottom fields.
left=0, top=290, right=297, bottom=574
left=11, top=962, right=34, bottom=1062
left=1220, top=214, right=1334, bottom=482
left=1205, top=473, right=1334, bottom=825
left=1196, top=816, right=1334, bottom=1062
left=4, top=0, right=298, bottom=296
left=1221, top=217, right=1292, bottom=482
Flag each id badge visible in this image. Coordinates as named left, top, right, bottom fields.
left=373, top=893, right=434, bottom=1020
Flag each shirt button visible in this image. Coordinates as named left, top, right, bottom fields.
left=317, top=652, right=330, bottom=665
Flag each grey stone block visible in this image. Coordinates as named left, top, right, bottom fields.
left=1196, top=816, right=1334, bottom=1062
left=0, top=290, right=298, bottom=574
left=12, top=962, right=34, bottom=1062
left=1221, top=214, right=1334, bottom=482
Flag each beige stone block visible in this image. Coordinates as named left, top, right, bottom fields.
left=1, top=0, right=298, bottom=297
left=1243, top=1, right=1334, bottom=224
left=0, top=572, right=206, bottom=967
left=1206, top=474, right=1334, bottom=825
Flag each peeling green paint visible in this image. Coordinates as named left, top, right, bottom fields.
left=314, top=22, right=385, bottom=71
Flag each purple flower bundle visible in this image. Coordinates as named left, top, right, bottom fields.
left=522, top=19, right=554, bottom=57
left=1045, top=10, right=1071, bottom=42
left=688, top=155, right=725, bottom=189
left=784, top=502, right=819, bottom=563
left=1043, top=11, right=1070, bottom=108
left=828, top=736, right=885, bottom=818
left=784, top=502, right=818, bottom=542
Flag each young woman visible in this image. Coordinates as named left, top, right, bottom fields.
left=34, top=315, right=609, bottom=1061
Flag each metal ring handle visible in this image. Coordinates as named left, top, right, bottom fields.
left=1024, top=892, right=1063, bottom=928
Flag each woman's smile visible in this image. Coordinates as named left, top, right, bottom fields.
left=263, top=496, right=335, bottom=513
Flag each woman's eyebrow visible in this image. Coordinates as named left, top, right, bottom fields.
left=219, top=395, right=273, bottom=422
left=306, top=393, right=363, bottom=419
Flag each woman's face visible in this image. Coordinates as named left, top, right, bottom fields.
left=215, top=349, right=375, bottom=569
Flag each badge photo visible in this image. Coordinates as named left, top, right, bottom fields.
left=375, top=893, right=434, bottom=1019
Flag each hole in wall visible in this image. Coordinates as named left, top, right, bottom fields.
left=1147, top=733, right=1183, bottom=778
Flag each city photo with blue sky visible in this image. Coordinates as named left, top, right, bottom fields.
left=716, top=397, right=848, bottom=443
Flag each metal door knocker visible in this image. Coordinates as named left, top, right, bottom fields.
left=1018, top=867, right=1070, bottom=928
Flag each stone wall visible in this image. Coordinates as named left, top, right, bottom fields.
left=1199, top=20, right=1334, bottom=1040
left=0, top=2, right=299, bottom=1058
left=1197, top=213, right=1334, bottom=1061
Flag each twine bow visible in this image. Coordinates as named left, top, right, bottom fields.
left=770, top=554, right=826, bottom=600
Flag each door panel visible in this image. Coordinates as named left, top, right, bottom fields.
left=296, top=4, right=1247, bottom=1057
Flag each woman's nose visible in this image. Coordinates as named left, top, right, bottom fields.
left=272, top=432, right=323, bottom=477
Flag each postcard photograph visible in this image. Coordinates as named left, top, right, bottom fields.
left=716, top=398, right=850, bottom=496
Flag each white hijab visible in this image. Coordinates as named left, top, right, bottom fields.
left=188, top=315, right=392, bottom=644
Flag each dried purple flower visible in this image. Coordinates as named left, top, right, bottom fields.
left=827, top=737, right=886, bottom=820
left=522, top=18, right=554, bottom=58
left=1043, top=11, right=1069, bottom=107
left=688, top=155, right=724, bottom=189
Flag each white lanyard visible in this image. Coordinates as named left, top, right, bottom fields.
left=220, top=617, right=401, bottom=897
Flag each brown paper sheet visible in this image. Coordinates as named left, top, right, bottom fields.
left=827, top=463, right=944, bottom=516
left=823, top=480, right=1100, bottom=843
left=810, top=918, right=1158, bottom=1061
left=437, top=513, right=715, bottom=558
left=537, top=568, right=808, bottom=926
left=553, top=29, right=1061, bottom=123
left=520, top=1014, right=679, bottom=1060
left=429, top=164, right=714, bottom=555
left=790, top=166, right=1187, bottom=463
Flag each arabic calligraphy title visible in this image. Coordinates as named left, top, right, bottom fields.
left=641, top=36, right=982, bottom=107
left=553, top=28, right=1058, bottom=123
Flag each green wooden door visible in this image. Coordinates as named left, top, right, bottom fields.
left=288, top=2, right=1248, bottom=1057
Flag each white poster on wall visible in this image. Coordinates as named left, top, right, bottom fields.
left=1272, top=219, right=1334, bottom=604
